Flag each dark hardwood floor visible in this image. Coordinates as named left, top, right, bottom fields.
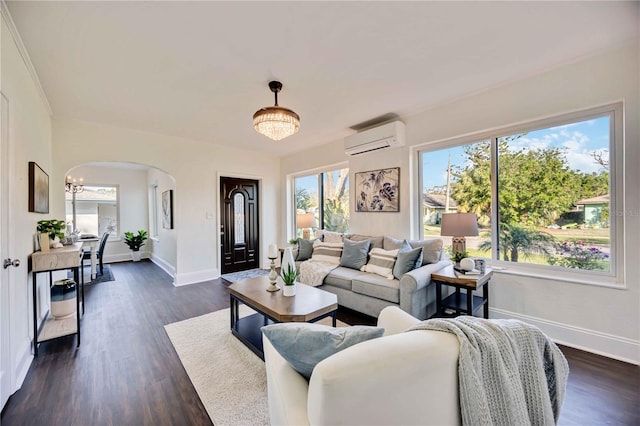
left=2, top=261, right=638, bottom=425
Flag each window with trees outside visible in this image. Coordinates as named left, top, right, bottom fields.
left=294, top=168, right=349, bottom=238
left=420, top=104, right=621, bottom=281
left=65, top=185, right=119, bottom=237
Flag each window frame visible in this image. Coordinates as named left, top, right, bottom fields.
left=289, top=162, right=350, bottom=239
left=416, top=102, right=624, bottom=287
left=149, top=183, right=159, bottom=239
left=65, top=182, right=121, bottom=240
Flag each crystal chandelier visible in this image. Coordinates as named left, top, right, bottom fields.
left=65, top=175, right=84, bottom=193
left=253, top=81, right=300, bottom=141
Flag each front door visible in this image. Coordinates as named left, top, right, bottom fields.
left=220, top=177, right=259, bottom=274
left=1, top=93, right=13, bottom=410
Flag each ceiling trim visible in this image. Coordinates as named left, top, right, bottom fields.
left=0, top=0, right=52, bottom=116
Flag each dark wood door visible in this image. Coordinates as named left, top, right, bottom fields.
left=220, top=177, right=259, bottom=274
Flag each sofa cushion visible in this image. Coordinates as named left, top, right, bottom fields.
left=317, top=230, right=344, bottom=243
left=323, top=266, right=364, bottom=290
left=261, top=323, right=384, bottom=380
left=383, top=236, right=406, bottom=250
left=409, top=238, right=444, bottom=265
left=361, top=248, right=399, bottom=280
left=345, top=234, right=383, bottom=250
left=352, top=274, right=400, bottom=304
left=296, top=238, right=317, bottom=261
left=340, top=238, right=371, bottom=270
left=311, top=240, right=343, bottom=265
left=392, top=247, right=424, bottom=280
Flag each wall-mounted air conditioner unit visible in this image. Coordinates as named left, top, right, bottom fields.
left=344, top=121, right=406, bottom=156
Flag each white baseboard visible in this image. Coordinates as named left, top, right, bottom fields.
left=149, top=255, right=175, bottom=279
left=103, top=251, right=150, bottom=264
left=490, top=308, right=640, bottom=365
left=13, top=337, right=33, bottom=394
left=174, top=268, right=219, bottom=286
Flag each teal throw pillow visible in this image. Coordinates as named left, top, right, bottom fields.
left=296, top=238, right=316, bottom=261
left=262, top=323, right=384, bottom=380
left=392, top=247, right=423, bottom=279
left=340, top=238, right=371, bottom=270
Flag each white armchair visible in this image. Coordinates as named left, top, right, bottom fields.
left=263, top=306, right=461, bottom=426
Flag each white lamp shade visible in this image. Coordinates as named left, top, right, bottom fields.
left=296, top=212, right=315, bottom=229
left=440, top=212, right=479, bottom=237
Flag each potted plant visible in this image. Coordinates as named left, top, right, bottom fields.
left=452, top=250, right=469, bottom=270
left=37, top=219, right=66, bottom=251
left=281, top=263, right=298, bottom=297
left=123, top=230, right=148, bottom=261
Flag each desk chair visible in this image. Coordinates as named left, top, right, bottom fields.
left=83, top=232, right=109, bottom=276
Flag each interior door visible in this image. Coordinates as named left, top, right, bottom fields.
left=1, top=93, right=13, bottom=409
left=220, top=177, right=259, bottom=274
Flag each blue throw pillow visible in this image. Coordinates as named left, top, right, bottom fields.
left=392, top=246, right=423, bottom=279
left=296, top=238, right=316, bottom=261
left=340, top=238, right=371, bottom=270
left=262, top=323, right=384, bottom=380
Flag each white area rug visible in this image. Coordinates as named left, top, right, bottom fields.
left=165, top=306, right=269, bottom=426
left=165, top=306, right=346, bottom=426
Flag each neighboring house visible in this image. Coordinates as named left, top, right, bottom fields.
left=423, top=193, right=457, bottom=225
left=576, top=194, right=609, bottom=226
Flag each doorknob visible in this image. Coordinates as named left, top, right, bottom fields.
left=3, top=258, right=20, bottom=269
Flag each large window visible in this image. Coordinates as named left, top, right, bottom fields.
left=420, top=104, right=621, bottom=281
left=65, top=185, right=119, bottom=237
left=294, top=168, right=349, bottom=238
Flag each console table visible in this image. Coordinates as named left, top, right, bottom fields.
left=30, top=243, right=84, bottom=356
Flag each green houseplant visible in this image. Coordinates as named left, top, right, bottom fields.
left=281, top=264, right=298, bottom=296
left=452, top=250, right=469, bottom=264
left=123, top=230, right=148, bottom=261
left=37, top=219, right=66, bottom=240
left=37, top=219, right=66, bottom=251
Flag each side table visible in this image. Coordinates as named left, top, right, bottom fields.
left=431, top=265, right=493, bottom=319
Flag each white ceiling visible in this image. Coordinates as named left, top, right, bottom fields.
left=5, top=1, right=638, bottom=156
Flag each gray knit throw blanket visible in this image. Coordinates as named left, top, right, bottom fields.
left=409, top=317, right=569, bottom=426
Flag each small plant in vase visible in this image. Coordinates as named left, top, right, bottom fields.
left=452, top=250, right=469, bottom=270
left=281, top=264, right=298, bottom=297
left=123, top=230, right=148, bottom=262
left=37, top=219, right=66, bottom=251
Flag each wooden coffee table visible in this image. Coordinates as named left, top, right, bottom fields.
left=228, top=275, right=338, bottom=359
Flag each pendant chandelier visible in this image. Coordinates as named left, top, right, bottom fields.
left=253, top=81, right=300, bottom=141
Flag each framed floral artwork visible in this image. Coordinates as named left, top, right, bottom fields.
left=355, top=167, right=399, bottom=212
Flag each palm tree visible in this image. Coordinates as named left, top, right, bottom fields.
left=479, top=223, right=555, bottom=262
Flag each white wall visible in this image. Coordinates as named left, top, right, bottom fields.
left=147, top=168, right=177, bottom=276
left=51, top=118, right=280, bottom=285
left=281, top=42, right=640, bottom=363
left=68, top=164, right=150, bottom=262
left=1, top=11, right=53, bottom=393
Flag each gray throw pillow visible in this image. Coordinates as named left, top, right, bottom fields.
left=409, top=238, right=444, bottom=265
left=344, top=234, right=384, bottom=249
left=340, top=238, right=371, bottom=270
left=393, top=247, right=423, bottom=279
left=261, top=323, right=385, bottom=380
left=296, top=238, right=316, bottom=261
left=383, top=236, right=406, bottom=250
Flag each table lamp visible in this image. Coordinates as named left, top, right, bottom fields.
left=296, top=212, right=315, bottom=240
left=440, top=212, right=479, bottom=254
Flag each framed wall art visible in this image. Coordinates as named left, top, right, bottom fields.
left=28, top=161, right=49, bottom=213
left=162, top=189, right=173, bottom=229
left=355, top=167, right=400, bottom=212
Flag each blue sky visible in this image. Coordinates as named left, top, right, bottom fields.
left=422, top=116, right=610, bottom=191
